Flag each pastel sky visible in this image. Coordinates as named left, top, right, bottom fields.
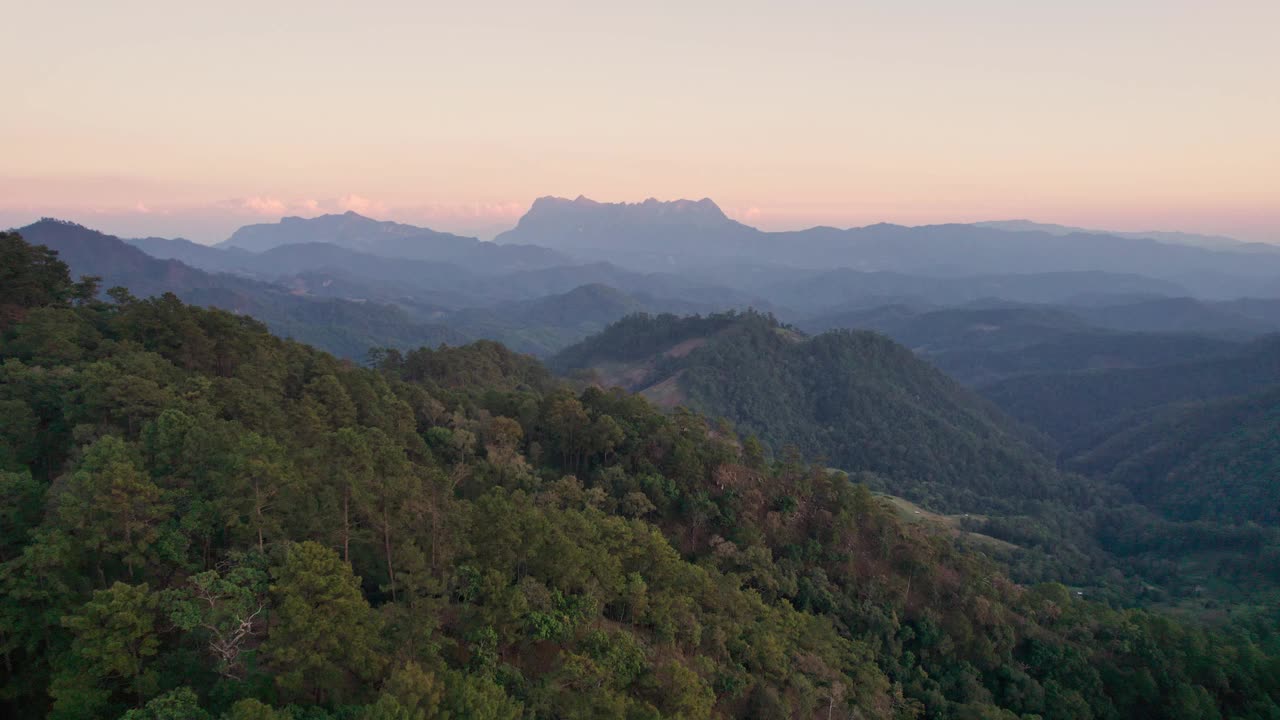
left=3, top=0, right=1277, bottom=243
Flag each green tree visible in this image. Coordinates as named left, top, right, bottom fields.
left=0, top=231, right=74, bottom=327
left=358, top=429, right=416, bottom=602
left=53, top=582, right=161, bottom=717
left=261, top=541, right=383, bottom=704
left=328, top=428, right=373, bottom=564
left=0, top=470, right=43, bottom=561
left=220, top=699, right=292, bottom=720
left=441, top=670, right=522, bottom=720
left=118, top=687, right=211, bottom=720
left=382, top=661, right=446, bottom=717
left=53, top=436, right=171, bottom=582
left=167, top=556, right=269, bottom=680
left=226, top=434, right=295, bottom=553
left=543, top=393, right=591, bottom=472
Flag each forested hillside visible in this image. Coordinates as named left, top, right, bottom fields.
left=446, top=284, right=724, bottom=357
left=553, top=311, right=1280, bottom=611
left=804, top=304, right=1244, bottom=386
left=5, top=231, right=1280, bottom=719
left=982, top=336, right=1280, bottom=448
left=553, top=311, right=1078, bottom=514
left=1062, top=386, right=1280, bottom=526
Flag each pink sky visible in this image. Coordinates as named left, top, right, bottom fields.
left=4, top=1, right=1277, bottom=244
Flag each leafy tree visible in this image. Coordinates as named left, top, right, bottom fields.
left=118, top=687, right=211, bottom=720
left=225, top=434, right=295, bottom=553
left=0, top=470, right=43, bottom=561
left=261, top=542, right=383, bottom=704
left=52, top=436, right=171, bottom=582
left=167, top=556, right=269, bottom=680
left=220, top=699, right=292, bottom=720
left=54, top=582, right=162, bottom=717
left=0, top=231, right=75, bottom=326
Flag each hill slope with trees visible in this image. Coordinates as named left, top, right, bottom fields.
left=803, top=304, right=1244, bottom=386
left=1062, top=385, right=1280, bottom=527
left=981, top=336, right=1280, bottom=449
left=553, top=311, right=1080, bottom=514
left=5, top=230, right=1280, bottom=718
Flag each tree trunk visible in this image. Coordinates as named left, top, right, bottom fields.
left=124, top=512, right=135, bottom=580
left=255, top=481, right=265, bottom=553
left=383, top=505, right=397, bottom=602
left=342, top=487, right=351, bottom=563
left=429, top=506, right=438, bottom=571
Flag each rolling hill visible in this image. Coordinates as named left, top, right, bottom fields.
left=17, top=219, right=468, bottom=359
left=1063, top=385, right=1280, bottom=526
left=445, top=284, right=728, bottom=356
left=981, top=335, right=1280, bottom=450
left=1070, top=297, right=1280, bottom=337
left=805, top=304, right=1245, bottom=385
left=133, top=234, right=767, bottom=322
left=222, top=210, right=567, bottom=272
left=973, top=219, right=1280, bottom=253
left=552, top=311, right=1086, bottom=514
left=775, top=270, right=1189, bottom=313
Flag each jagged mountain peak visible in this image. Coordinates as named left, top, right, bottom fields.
left=523, top=195, right=730, bottom=223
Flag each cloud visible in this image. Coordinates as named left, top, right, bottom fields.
left=238, top=196, right=290, bottom=215
left=337, top=194, right=388, bottom=216
left=408, top=200, right=527, bottom=222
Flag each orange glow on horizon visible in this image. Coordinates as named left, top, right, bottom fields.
left=3, top=1, right=1276, bottom=243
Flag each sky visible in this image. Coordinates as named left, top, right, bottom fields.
left=3, top=0, right=1277, bottom=244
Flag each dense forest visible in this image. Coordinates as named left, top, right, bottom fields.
left=3, top=231, right=1280, bottom=719
left=552, top=312, right=1280, bottom=611
left=803, top=304, right=1246, bottom=386
left=553, top=312, right=1092, bottom=514
left=1061, top=385, right=1280, bottom=526
left=981, top=337, right=1280, bottom=449
left=973, top=335, right=1280, bottom=601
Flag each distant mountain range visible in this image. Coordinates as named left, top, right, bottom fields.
left=221, top=210, right=568, bottom=272
left=11, top=196, right=1280, bottom=364
left=973, top=219, right=1279, bottom=253
left=16, top=219, right=468, bottom=359
left=18, top=218, right=769, bottom=359
left=804, top=303, right=1253, bottom=385
left=495, top=197, right=1280, bottom=296
left=118, top=198, right=1280, bottom=306
left=766, top=268, right=1190, bottom=313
